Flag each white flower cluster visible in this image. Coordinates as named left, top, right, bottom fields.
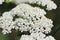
left=20, top=32, right=55, bottom=40
left=0, top=4, right=55, bottom=40
left=0, top=4, right=53, bottom=34
left=0, top=0, right=57, bottom=40
left=0, top=12, right=15, bottom=34
left=0, top=0, right=5, bottom=4
left=12, top=0, right=57, bottom=10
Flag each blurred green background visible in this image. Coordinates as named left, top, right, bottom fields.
left=0, top=0, right=60, bottom=40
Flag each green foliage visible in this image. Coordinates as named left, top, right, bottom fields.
left=0, top=32, right=10, bottom=40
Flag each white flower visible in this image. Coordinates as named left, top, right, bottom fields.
left=20, top=32, right=55, bottom=40
left=12, top=0, right=57, bottom=10
left=20, top=35, right=35, bottom=40
left=0, top=0, right=57, bottom=40
left=2, top=12, right=13, bottom=21
left=2, top=29, right=11, bottom=34
left=45, top=36, right=56, bottom=40
left=46, top=1, right=57, bottom=10
left=0, top=0, right=4, bottom=4
left=0, top=4, right=53, bottom=34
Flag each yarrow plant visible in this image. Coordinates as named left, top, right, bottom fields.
left=0, top=0, right=57, bottom=40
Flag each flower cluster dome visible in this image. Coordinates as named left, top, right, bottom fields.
left=12, top=0, right=57, bottom=10
left=0, top=0, right=57, bottom=40
left=0, top=4, right=53, bottom=34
